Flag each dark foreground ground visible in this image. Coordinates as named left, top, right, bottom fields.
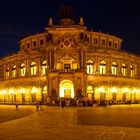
left=0, top=104, right=140, bottom=140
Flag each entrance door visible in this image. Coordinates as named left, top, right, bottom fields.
left=64, top=89, right=71, bottom=98
left=59, top=80, right=74, bottom=98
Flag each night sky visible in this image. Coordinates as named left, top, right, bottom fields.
left=0, top=0, right=139, bottom=57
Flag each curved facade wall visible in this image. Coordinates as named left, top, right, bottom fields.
left=0, top=17, right=140, bottom=105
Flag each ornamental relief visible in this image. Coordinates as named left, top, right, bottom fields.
left=57, top=34, right=79, bottom=50
left=56, top=53, right=77, bottom=61
left=52, top=33, right=80, bottom=50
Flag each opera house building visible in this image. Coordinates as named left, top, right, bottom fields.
left=0, top=14, right=140, bottom=105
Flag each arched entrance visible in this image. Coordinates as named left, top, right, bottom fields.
left=59, top=80, right=74, bottom=98
left=87, top=86, right=94, bottom=100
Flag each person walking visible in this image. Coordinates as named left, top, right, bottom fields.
left=36, top=103, right=39, bottom=111
left=15, top=103, right=18, bottom=111
left=61, top=100, right=65, bottom=109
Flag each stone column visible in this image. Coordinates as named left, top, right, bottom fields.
left=53, top=49, right=56, bottom=69
left=118, top=61, right=121, bottom=76
left=26, top=58, right=29, bottom=76
left=95, top=56, right=99, bottom=75
left=108, top=57, right=111, bottom=76
left=49, top=51, right=52, bottom=68
left=81, top=49, right=84, bottom=69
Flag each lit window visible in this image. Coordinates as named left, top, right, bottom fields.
left=30, top=62, right=37, bottom=75
left=100, top=61, right=106, bottom=74
left=12, top=65, right=17, bottom=78
left=130, top=65, right=134, bottom=77
left=42, top=60, right=47, bottom=75
left=6, top=68, right=9, bottom=79
left=64, top=64, right=70, bottom=72
left=111, top=62, right=117, bottom=75
left=87, top=60, right=93, bottom=74
left=122, top=63, right=127, bottom=76
left=20, top=63, right=26, bottom=76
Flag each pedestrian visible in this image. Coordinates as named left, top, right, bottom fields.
left=36, top=103, right=39, bottom=111
left=61, top=100, right=65, bottom=109
left=15, top=103, right=18, bottom=111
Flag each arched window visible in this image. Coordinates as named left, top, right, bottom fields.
left=42, top=60, right=47, bottom=75
left=87, top=60, right=93, bottom=74
left=130, top=65, right=134, bottom=77
left=122, top=63, right=127, bottom=76
left=111, top=62, right=117, bottom=75
left=6, top=67, right=9, bottom=79
left=99, top=60, right=106, bottom=74
left=20, top=63, right=26, bottom=76
left=30, top=62, right=37, bottom=75
left=12, top=65, right=16, bottom=78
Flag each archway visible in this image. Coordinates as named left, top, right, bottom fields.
left=87, top=86, right=94, bottom=100
left=59, top=80, right=74, bottom=98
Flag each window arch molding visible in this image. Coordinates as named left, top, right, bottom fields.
left=41, top=60, right=47, bottom=75
left=122, top=63, right=127, bottom=76
left=5, top=67, right=10, bottom=79
left=20, top=63, right=26, bottom=76
left=30, top=61, right=37, bottom=75
left=87, top=59, right=94, bottom=74
left=130, top=64, right=134, bottom=77
left=12, top=64, right=17, bottom=78
left=99, top=60, right=106, bottom=74
left=111, top=61, right=117, bottom=75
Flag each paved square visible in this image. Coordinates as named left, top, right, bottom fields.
left=0, top=105, right=140, bottom=140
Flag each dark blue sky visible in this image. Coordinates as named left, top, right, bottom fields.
left=0, top=0, right=139, bottom=57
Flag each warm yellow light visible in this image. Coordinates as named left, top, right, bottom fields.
left=19, top=88, right=25, bottom=93
left=31, top=87, right=38, bottom=93
left=2, top=90, right=6, bottom=94
left=123, top=88, right=129, bottom=93
left=98, top=86, right=105, bottom=93
left=59, top=80, right=74, bottom=98
left=71, top=89, right=74, bottom=98
left=111, top=87, right=117, bottom=93
left=60, top=88, right=64, bottom=97
left=132, top=88, right=137, bottom=93
left=9, top=89, right=14, bottom=94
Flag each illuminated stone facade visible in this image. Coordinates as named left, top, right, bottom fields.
left=0, top=15, right=140, bottom=105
